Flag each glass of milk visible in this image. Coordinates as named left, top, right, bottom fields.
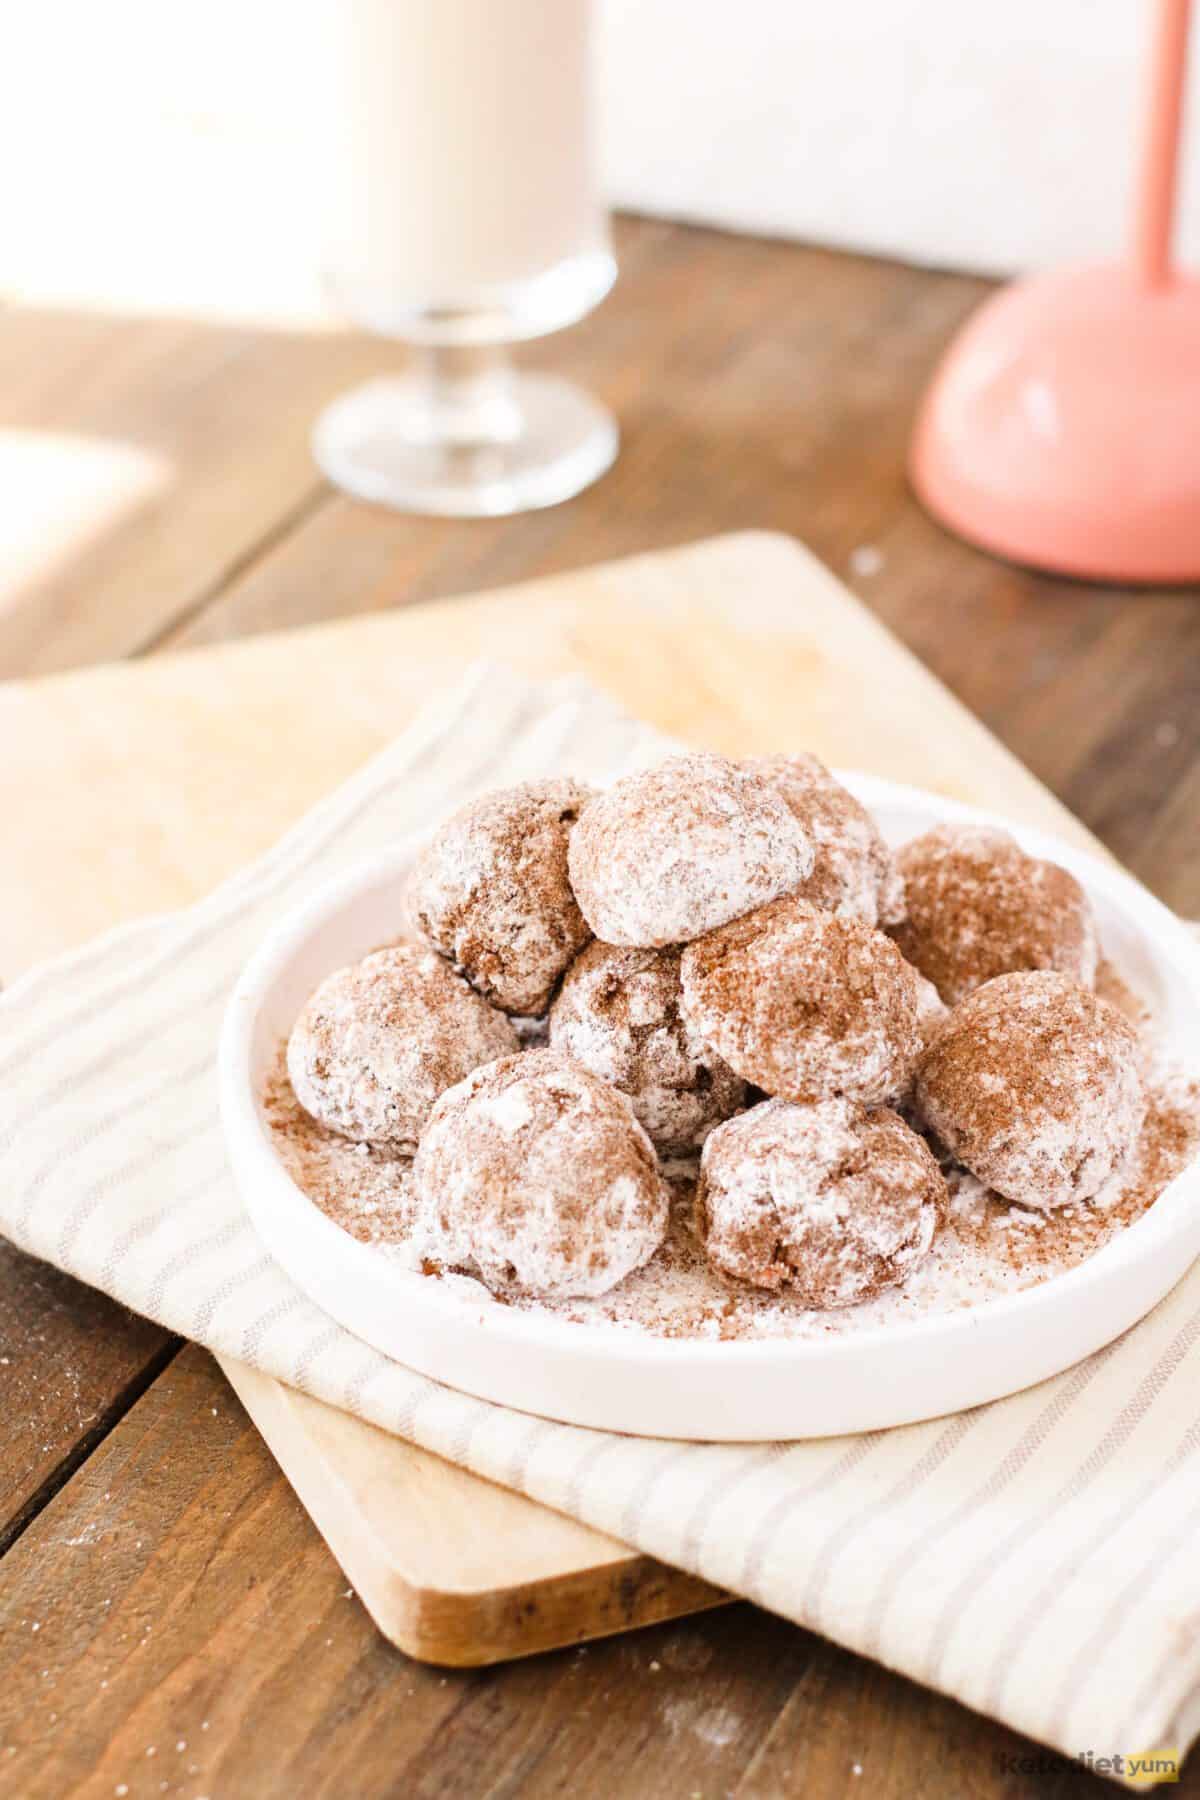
left=312, top=0, right=617, bottom=516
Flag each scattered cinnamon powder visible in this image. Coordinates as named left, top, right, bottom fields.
left=262, top=1055, right=419, bottom=1250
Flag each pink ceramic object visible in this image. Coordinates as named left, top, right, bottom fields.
left=911, top=0, right=1200, bottom=584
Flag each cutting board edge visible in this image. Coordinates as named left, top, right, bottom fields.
left=218, top=1355, right=728, bottom=1666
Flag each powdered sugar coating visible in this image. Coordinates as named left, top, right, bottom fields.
left=697, top=1097, right=945, bottom=1304
left=409, top=778, right=595, bottom=1015
left=893, top=824, right=1098, bottom=1005
left=749, top=753, right=905, bottom=925
left=287, top=944, right=518, bottom=1152
left=915, top=971, right=1145, bottom=1208
left=914, top=970, right=950, bottom=1044
left=548, top=941, right=748, bottom=1151
left=412, top=1049, right=670, bottom=1298
left=681, top=895, right=926, bottom=1105
left=567, top=753, right=815, bottom=948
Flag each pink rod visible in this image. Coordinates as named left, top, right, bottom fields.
left=1133, top=0, right=1193, bottom=286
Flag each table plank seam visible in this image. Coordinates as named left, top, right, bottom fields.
left=0, top=1333, right=181, bottom=1559
left=134, top=483, right=332, bottom=661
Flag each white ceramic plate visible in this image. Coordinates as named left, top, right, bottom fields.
left=219, top=776, right=1200, bottom=1440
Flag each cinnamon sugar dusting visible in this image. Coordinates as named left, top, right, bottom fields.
left=680, top=896, right=925, bottom=1106
left=567, top=753, right=814, bottom=948
left=549, top=940, right=747, bottom=1151
left=893, top=824, right=1098, bottom=1005
left=286, top=943, right=518, bottom=1153
left=915, top=972, right=1145, bottom=1209
left=409, top=778, right=595, bottom=1016
left=411, top=1050, right=669, bottom=1298
left=749, top=753, right=905, bottom=926
left=697, top=1098, right=945, bottom=1305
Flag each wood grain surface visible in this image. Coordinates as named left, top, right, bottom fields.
left=1, top=214, right=1198, bottom=1797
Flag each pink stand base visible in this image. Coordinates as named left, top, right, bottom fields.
left=910, top=265, right=1200, bottom=585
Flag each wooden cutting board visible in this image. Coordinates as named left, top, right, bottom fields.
left=0, top=531, right=1106, bottom=1666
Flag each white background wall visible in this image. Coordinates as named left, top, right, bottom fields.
left=601, top=0, right=1200, bottom=274
left=2, top=1, right=1198, bottom=324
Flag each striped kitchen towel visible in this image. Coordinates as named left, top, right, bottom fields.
left=1, top=662, right=1197, bottom=1786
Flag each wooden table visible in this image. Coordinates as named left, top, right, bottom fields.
left=3, top=216, right=1199, bottom=1799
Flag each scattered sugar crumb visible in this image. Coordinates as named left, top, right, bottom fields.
left=662, top=1698, right=740, bottom=1749
left=849, top=545, right=884, bottom=578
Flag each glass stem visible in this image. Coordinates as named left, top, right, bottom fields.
left=407, top=344, right=525, bottom=447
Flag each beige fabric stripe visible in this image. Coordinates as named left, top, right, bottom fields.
left=13, top=1054, right=216, bottom=1243
left=1048, top=1419, right=1200, bottom=1743
left=190, top=1253, right=275, bottom=1338
left=860, top=1346, right=1114, bottom=1661
left=802, top=1412, right=982, bottom=1634
left=618, top=1443, right=700, bottom=1546
left=290, top=1321, right=352, bottom=1391
left=143, top=1214, right=251, bottom=1317
left=503, top=1417, right=561, bottom=1495
left=678, top=1445, right=789, bottom=1573
left=391, top=1374, right=442, bottom=1442
left=98, top=1162, right=224, bottom=1289
left=239, top=1292, right=314, bottom=1361
left=1119, top=1503, right=1200, bottom=1755
left=340, top=1346, right=394, bottom=1416
left=979, top=1305, right=1200, bottom=1715
left=988, top=1418, right=1200, bottom=1720
left=929, top=1298, right=1200, bottom=1688
left=52, top=1103, right=220, bottom=1264
left=564, top=1435, right=628, bottom=1519
left=740, top=1434, right=884, bottom=1599
left=6, top=1016, right=224, bottom=1182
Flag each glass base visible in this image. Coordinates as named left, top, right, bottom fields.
left=312, top=367, right=618, bottom=517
